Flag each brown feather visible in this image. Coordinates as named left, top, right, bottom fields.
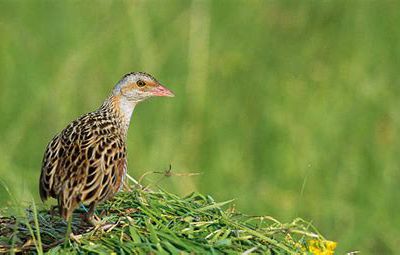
left=39, top=104, right=127, bottom=219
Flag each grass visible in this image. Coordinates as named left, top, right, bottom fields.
left=0, top=1, right=400, bottom=254
left=0, top=178, right=336, bottom=254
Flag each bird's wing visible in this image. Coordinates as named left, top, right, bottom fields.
left=73, top=133, right=127, bottom=205
left=56, top=116, right=127, bottom=219
left=39, top=134, right=63, bottom=201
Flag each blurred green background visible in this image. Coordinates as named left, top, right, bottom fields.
left=0, top=1, right=399, bottom=254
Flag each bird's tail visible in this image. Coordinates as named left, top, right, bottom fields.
left=58, top=184, right=79, bottom=220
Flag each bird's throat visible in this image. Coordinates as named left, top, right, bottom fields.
left=105, top=95, right=137, bottom=137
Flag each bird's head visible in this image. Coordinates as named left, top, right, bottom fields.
left=113, top=72, right=174, bottom=103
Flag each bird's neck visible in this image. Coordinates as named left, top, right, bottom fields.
left=100, top=95, right=137, bottom=137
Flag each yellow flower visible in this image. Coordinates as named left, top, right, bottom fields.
left=307, top=239, right=337, bottom=255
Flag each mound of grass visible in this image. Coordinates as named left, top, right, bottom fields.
left=0, top=187, right=336, bottom=254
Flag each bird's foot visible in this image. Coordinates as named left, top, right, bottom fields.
left=84, top=214, right=102, bottom=227
left=69, top=233, right=82, bottom=243
left=85, top=215, right=120, bottom=233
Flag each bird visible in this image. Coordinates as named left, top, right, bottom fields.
left=39, top=72, right=174, bottom=223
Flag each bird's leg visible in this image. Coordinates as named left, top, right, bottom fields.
left=84, top=203, right=101, bottom=227
left=82, top=203, right=118, bottom=232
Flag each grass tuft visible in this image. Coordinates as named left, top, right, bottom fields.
left=0, top=187, right=336, bottom=254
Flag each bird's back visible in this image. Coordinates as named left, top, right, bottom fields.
left=39, top=108, right=127, bottom=219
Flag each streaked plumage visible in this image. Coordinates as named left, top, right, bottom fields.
left=39, top=72, right=174, bottom=221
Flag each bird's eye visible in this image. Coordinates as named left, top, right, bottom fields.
left=137, top=80, right=146, bottom=87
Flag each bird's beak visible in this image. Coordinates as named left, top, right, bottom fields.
left=150, top=84, right=175, bottom=97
